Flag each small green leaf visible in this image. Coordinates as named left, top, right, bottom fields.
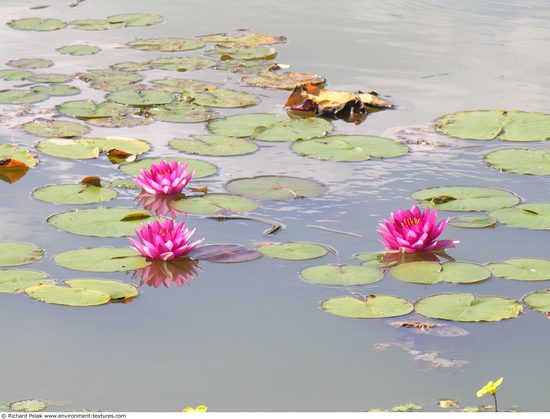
left=225, top=175, right=326, bottom=200
left=169, top=135, right=257, bottom=156
left=127, top=38, right=205, bottom=52
left=169, top=193, right=258, bottom=216
left=257, top=242, right=327, bottom=260
left=523, top=290, right=550, bottom=313
left=21, top=119, right=89, bottom=138
left=491, top=204, right=550, bottom=229
left=321, top=295, right=413, bottom=319
left=26, top=284, right=110, bottom=306
left=300, top=264, right=383, bottom=285
left=389, top=262, right=491, bottom=284
left=0, top=242, right=44, bottom=267
left=65, top=279, right=138, bottom=300
left=8, top=18, right=66, bottom=31
left=412, top=186, right=520, bottom=211
left=54, top=247, right=150, bottom=272
left=32, top=184, right=117, bottom=205
left=57, top=44, right=101, bottom=55
left=487, top=258, right=550, bottom=281
left=0, top=269, right=53, bottom=293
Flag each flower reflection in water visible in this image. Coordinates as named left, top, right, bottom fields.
left=136, top=192, right=183, bottom=218
left=132, top=259, right=203, bottom=288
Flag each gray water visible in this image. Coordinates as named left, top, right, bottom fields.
left=1, top=0, right=550, bottom=412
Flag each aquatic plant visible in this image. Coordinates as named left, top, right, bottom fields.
left=134, top=160, right=194, bottom=195
left=128, top=219, right=203, bottom=261
left=378, top=205, right=457, bottom=253
left=477, top=377, right=503, bottom=412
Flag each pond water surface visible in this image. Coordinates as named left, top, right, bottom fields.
left=1, top=0, right=550, bottom=412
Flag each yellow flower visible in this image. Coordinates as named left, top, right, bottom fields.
left=477, top=377, right=503, bottom=397
left=182, top=405, right=208, bottom=413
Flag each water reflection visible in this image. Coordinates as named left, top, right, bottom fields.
left=135, top=192, right=184, bottom=218
left=132, top=259, right=202, bottom=288
left=0, top=159, right=29, bottom=184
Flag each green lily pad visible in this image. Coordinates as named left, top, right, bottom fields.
left=391, top=404, right=422, bottom=412
left=110, top=61, right=152, bottom=72
left=0, top=89, right=49, bottom=104
left=25, top=283, right=110, bottom=306
left=411, top=186, right=520, bottom=211
left=47, top=207, right=160, bottom=237
left=107, top=89, right=173, bottom=107
left=169, top=193, right=257, bottom=216
left=149, top=102, right=216, bottom=123
left=127, top=38, right=205, bottom=52
left=86, top=137, right=150, bottom=154
left=31, top=84, right=80, bottom=97
left=0, top=269, right=53, bottom=293
left=149, top=56, right=215, bottom=72
left=119, top=157, right=217, bottom=179
left=33, top=184, right=117, bottom=204
left=484, top=148, right=550, bottom=175
left=321, top=295, right=414, bottom=319
left=192, top=88, right=259, bottom=108
left=54, top=247, right=150, bottom=272
left=257, top=242, right=327, bottom=260
left=8, top=17, right=67, bottom=31
left=389, top=261, right=491, bottom=284
left=57, top=100, right=130, bottom=119
left=292, top=135, right=408, bottom=161
left=436, top=110, right=550, bottom=142
left=354, top=252, right=397, bottom=268
left=242, top=71, right=326, bottom=90
left=29, top=73, right=72, bottom=83
left=490, top=204, right=550, bottom=229
left=300, top=264, right=383, bottom=285
left=56, top=44, right=101, bottom=56
left=450, top=215, right=497, bottom=228
left=208, top=113, right=282, bottom=136
left=225, top=175, right=326, bottom=200
left=37, top=137, right=149, bottom=160
left=255, top=118, right=333, bottom=142
left=415, top=293, right=523, bottom=322
left=0, top=242, right=44, bottom=267
left=523, top=290, right=550, bottom=313
left=0, top=69, right=33, bottom=80
left=0, top=144, right=38, bottom=167
left=21, top=119, right=89, bottom=138
left=86, top=114, right=153, bottom=128
left=106, top=13, right=163, bottom=27
left=487, top=258, right=550, bottom=281
left=9, top=399, right=48, bottom=412
left=110, top=178, right=139, bottom=189
left=78, top=69, right=142, bottom=91
left=65, top=279, right=138, bottom=300
left=70, top=19, right=125, bottom=31
left=200, top=32, right=286, bottom=48
left=7, top=58, right=53, bottom=69
left=206, top=46, right=277, bottom=61
left=169, top=135, right=257, bottom=156
left=151, top=78, right=216, bottom=93
left=214, top=59, right=275, bottom=74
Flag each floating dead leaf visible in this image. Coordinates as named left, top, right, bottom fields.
left=107, top=149, right=136, bottom=164
left=190, top=186, right=208, bottom=194
left=0, top=158, right=29, bottom=183
left=119, top=212, right=151, bottom=222
left=80, top=176, right=101, bottom=187
left=285, top=84, right=394, bottom=123
left=391, top=321, right=439, bottom=330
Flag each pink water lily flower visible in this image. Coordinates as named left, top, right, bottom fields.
left=134, top=160, right=194, bottom=195
left=377, top=205, right=458, bottom=254
left=129, top=219, right=204, bottom=261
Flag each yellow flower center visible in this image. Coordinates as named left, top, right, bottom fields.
left=401, top=217, right=420, bottom=228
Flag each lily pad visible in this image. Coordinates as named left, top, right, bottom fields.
left=7, top=58, right=53, bottom=69
left=47, top=207, right=160, bottom=237
left=411, top=186, right=520, bottom=211
left=57, top=100, right=130, bottom=119
left=242, top=72, right=326, bottom=90
left=321, top=295, right=414, bottom=319
left=149, top=102, right=216, bottom=123
left=225, top=175, right=326, bottom=200
left=300, top=264, right=383, bottom=286
left=70, top=19, right=125, bottom=30
left=8, top=18, right=67, bottom=31
left=0, top=69, right=33, bottom=80
left=200, top=32, right=286, bottom=48
left=127, top=38, right=205, bottom=52
left=208, top=113, right=282, bottom=136
left=484, top=148, right=550, bottom=176
left=9, top=400, right=48, bottom=412
left=192, top=88, right=259, bottom=108
left=0, top=144, right=38, bottom=167
left=149, top=56, right=215, bottom=72
left=87, top=114, right=153, bottom=128
left=293, top=135, right=408, bottom=161
left=21, top=119, right=89, bottom=138
left=25, top=283, right=110, bottom=306
left=33, top=184, right=117, bottom=204
left=107, top=89, right=173, bottom=107
left=450, top=215, right=497, bottom=228
left=354, top=252, right=397, bottom=268
left=214, top=59, right=275, bottom=74
left=31, top=84, right=80, bottom=97
left=119, top=157, right=217, bottom=179
left=389, top=262, right=491, bottom=284
left=37, top=137, right=149, bottom=160
left=56, top=44, right=101, bottom=56
left=206, top=46, right=277, bottom=61
left=487, top=258, right=550, bottom=281
left=523, top=290, right=550, bottom=313
left=257, top=242, right=327, bottom=260
left=28, top=73, right=72, bottom=83
left=65, top=279, right=138, bottom=300
left=106, top=13, right=163, bottom=27
left=169, top=193, right=257, bottom=216
left=54, top=247, right=150, bottom=272
left=415, top=293, right=523, bottom=322
left=169, top=135, right=257, bottom=156
left=78, top=69, right=142, bottom=91
left=0, top=269, right=53, bottom=293
left=151, top=78, right=216, bottom=93
left=0, top=241, right=44, bottom=267
left=0, top=89, right=49, bottom=104
left=190, top=244, right=262, bottom=263
left=436, top=110, right=550, bottom=142
left=110, top=61, right=152, bottom=72
left=255, top=118, right=333, bottom=142
left=490, top=204, right=550, bottom=229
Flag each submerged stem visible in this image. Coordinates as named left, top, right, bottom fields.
left=205, top=215, right=285, bottom=235
left=493, top=394, right=498, bottom=413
